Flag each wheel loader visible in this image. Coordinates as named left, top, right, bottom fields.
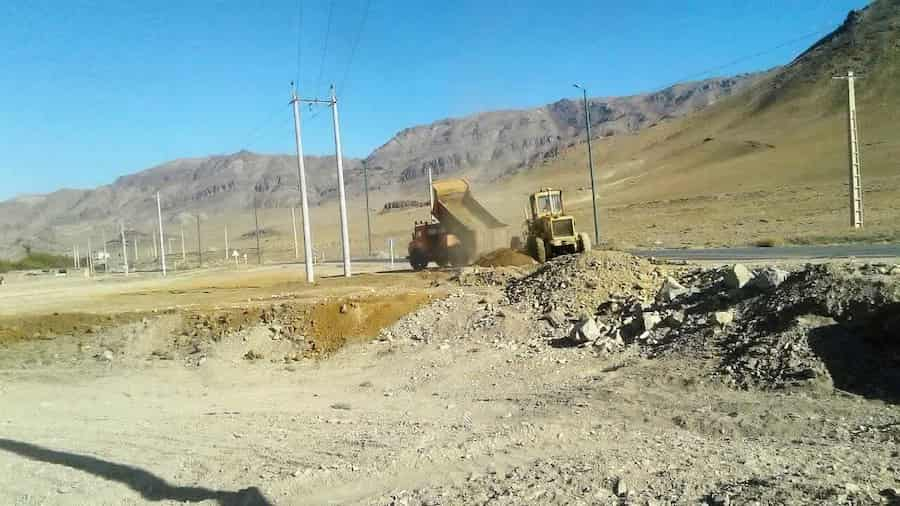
left=514, top=188, right=591, bottom=263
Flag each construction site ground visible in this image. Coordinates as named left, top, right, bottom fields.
left=1, top=253, right=899, bottom=505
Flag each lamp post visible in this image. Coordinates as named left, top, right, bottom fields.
left=573, top=83, right=600, bottom=245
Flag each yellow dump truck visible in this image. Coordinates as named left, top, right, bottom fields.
left=407, top=178, right=508, bottom=270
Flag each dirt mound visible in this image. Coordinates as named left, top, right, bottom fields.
left=506, top=250, right=670, bottom=315
left=0, top=312, right=147, bottom=346
left=307, top=293, right=432, bottom=355
left=593, top=262, right=900, bottom=398
left=473, top=248, right=536, bottom=267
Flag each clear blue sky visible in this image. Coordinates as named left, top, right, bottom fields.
left=0, top=0, right=869, bottom=200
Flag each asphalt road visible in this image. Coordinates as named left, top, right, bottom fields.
left=631, top=243, right=900, bottom=261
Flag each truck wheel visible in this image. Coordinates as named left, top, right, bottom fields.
left=409, top=249, right=428, bottom=271
left=578, top=232, right=592, bottom=254
left=534, top=237, right=547, bottom=263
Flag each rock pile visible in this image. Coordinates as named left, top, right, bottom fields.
left=506, top=250, right=668, bottom=315
left=599, top=261, right=900, bottom=394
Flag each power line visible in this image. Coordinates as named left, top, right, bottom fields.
left=663, top=23, right=837, bottom=88
left=337, top=0, right=373, bottom=97
left=238, top=103, right=292, bottom=150
left=314, top=0, right=335, bottom=98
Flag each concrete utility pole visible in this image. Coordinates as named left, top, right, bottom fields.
left=181, top=224, right=186, bottom=263
left=156, top=191, right=166, bottom=276
left=73, top=245, right=78, bottom=269
left=101, top=229, right=108, bottom=273
left=427, top=166, right=435, bottom=222
left=120, top=222, right=129, bottom=276
left=363, top=162, right=372, bottom=257
left=196, top=215, right=203, bottom=266
left=253, top=201, right=261, bottom=265
left=224, top=224, right=229, bottom=261
left=573, top=83, right=600, bottom=245
left=290, top=83, right=315, bottom=283
left=330, top=84, right=352, bottom=278
left=833, top=70, right=864, bottom=228
left=389, top=238, right=394, bottom=269
left=134, top=236, right=139, bottom=262
left=87, top=238, right=94, bottom=275
left=291, top=207, right=300, bottom=259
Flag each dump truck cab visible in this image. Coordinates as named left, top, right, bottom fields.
left=518, top=188, right=590, bottom=263
left=408, top=220, right=462, bottom=270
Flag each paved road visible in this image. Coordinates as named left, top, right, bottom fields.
left=631, top=243, right=900, bottom=261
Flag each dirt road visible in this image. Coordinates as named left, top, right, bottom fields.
left=0, top=253, right=898, bottom=505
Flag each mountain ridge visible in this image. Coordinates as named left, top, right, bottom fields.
left=0, top=74, right=760, bottom=257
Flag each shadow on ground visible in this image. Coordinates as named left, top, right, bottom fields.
left=0, top=438, right=272, bottom=505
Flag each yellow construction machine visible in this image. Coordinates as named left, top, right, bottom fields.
left=514, top=188, right=591, bottom=263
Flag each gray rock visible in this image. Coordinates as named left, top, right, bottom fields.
left=641, top=311, right=662, bottom=332
left=570, top=317, right=603, bottom=343
left=664, top=310, right=685, bottom=328
left=657, top=276, right=689, bottom=302
left=723, top=264, right=753, bottom=289
left=749, top=266, right=789, bottom=290
left=707, top=494, right=730, bottom=506
left=543, top=310, right=568, bottom=329
left=614, top=477, right=629, bottom=497
left=713, top=310, right=735, bottom=327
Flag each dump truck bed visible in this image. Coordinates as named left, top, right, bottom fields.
left=431, top=178, right=508, bottom=261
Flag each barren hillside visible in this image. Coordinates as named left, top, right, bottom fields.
left=0, top=76, right=758, bottom=259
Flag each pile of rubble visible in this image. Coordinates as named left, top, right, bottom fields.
left=506, top=251, right=668, bottom=315
left=378, top=291, right=476, bottom=344
left=563, top=259, right=900, bottom=393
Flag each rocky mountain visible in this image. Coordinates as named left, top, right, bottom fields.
left=0, top=74, right=761, bottom=258
left=0, top=153, right=363, bottom=256
left=363, top=75, right=762, bottom=186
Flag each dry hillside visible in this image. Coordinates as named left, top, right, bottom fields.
left=495, top=0, right=900, bottom=248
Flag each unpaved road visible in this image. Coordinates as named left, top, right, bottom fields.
left=2, top=307, right=896, bottom=506
left=0, top=255, right=898, bottom=505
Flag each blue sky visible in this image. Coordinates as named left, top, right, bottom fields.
left=0, top=0, right=868, bottom=200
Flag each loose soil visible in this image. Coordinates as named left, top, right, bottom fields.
left=473, top=248, right=537, bottom=268
left=1, top=253, right=899, bottom=505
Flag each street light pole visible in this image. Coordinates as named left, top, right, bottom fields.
left=573, top=83, right=600, bottom=245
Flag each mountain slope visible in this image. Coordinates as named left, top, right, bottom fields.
left=505, top=0, right=900, bottom=247
left=0, top=152, right=363, bottom=257
left=0, top=76, right=758, bottom=258
left=363, top=75, right=762, bottom=186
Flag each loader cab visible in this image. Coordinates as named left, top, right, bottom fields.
left=530, top=189, right=564, bottom=219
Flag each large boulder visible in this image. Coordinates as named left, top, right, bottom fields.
left=713, top=310, right=735, bottom=327
left=657, top=276, right=689, bottom=302
left=641, top=311, right=663, bottom=332
left=570, top=317, right=603, bottom=343
left=724, top=264, right=753, bottom=289
left=750, top=266, right=790, bottom=290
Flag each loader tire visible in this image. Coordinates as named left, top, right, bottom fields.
left=409, top=249, right=428, bottom=271
left=534, top=237, right=547, bottom=263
